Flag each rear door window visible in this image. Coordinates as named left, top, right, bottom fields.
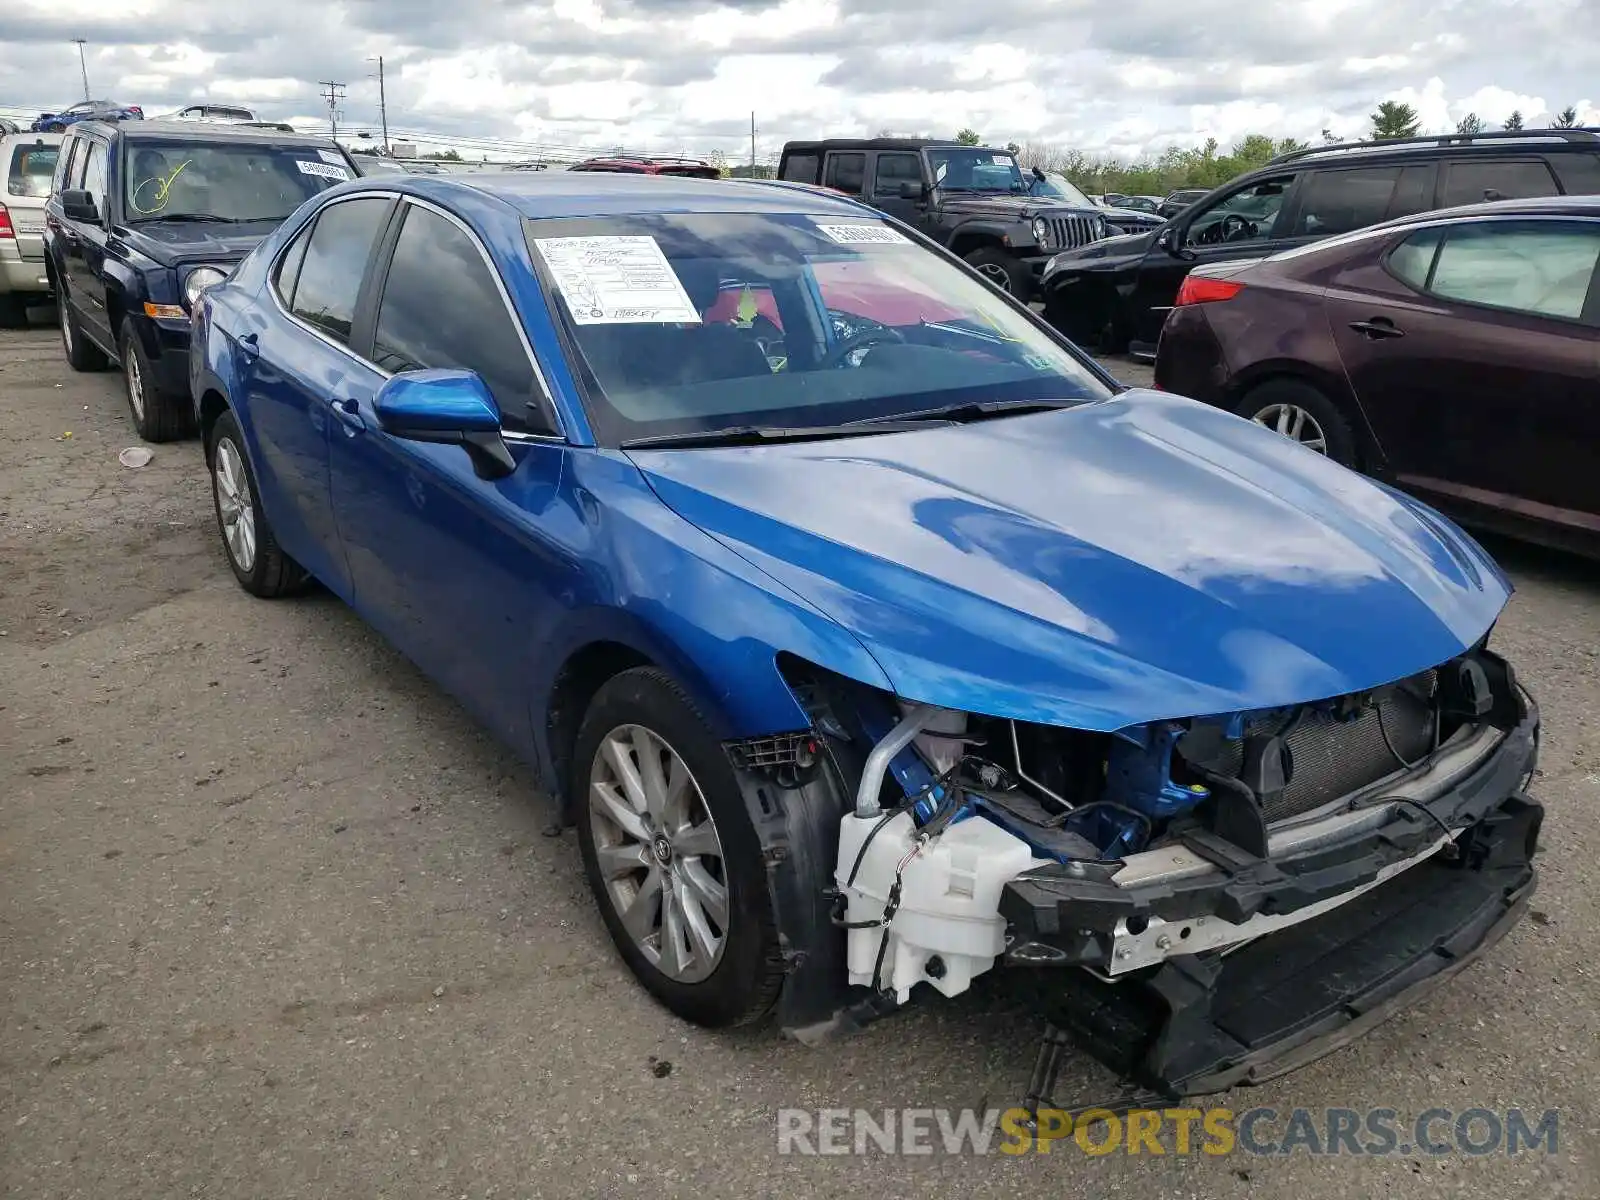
left=1386, top=164, right=1437, bottom=219
left=1393, top=220, right=1600, bottom=320
left=286, top=197, right=391, bottom=344
left=1294, top=167, right=1402, bottom=236
left=823, top=152, right=865, bottom=195
left=1439, top=159, right=1559, bottom=207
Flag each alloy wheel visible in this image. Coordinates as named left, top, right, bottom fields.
left=588, top=723, right=729, bottom=984
left=213, top=436, right=258, bottom=572
left=125, top=349, right=146, bottom=420
left=974, top=262, right=1012, bottom=292
left=1251, top=402, right=1328, bottom=455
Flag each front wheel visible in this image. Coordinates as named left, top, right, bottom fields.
left=962, top=247, right=1030, bottom=296
left=119, top=319, right=190, bottom=442
left=573, top=667, right=786, bottom=1028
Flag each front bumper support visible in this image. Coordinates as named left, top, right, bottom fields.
left=1032, top=793, right=1539, bottom=1097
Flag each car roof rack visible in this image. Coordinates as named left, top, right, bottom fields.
left=1269, top=127, right=1600, bottom=165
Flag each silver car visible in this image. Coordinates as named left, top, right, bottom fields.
left=0, top=132, right=62, bottom=325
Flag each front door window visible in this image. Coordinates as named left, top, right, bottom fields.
left=1185, top=176, right=1294, bottom=247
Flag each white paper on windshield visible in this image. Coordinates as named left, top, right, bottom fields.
left=296, top=159, right=350, bottom=182
left=316, top=149, right=346, bottom=166
left=534, top=235, right=701, bottom=324
left=811, top=221, right=912, bottom=246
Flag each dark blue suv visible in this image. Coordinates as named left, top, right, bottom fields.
left=44, top=119, right=358, bottom=440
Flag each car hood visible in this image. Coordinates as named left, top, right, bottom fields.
left=628, top=391, right=1510, bottom=731
left=1101, top=206, right=1163, bottom=225
left=942, top=194, right=1089, bottom=221
left=118, top=220, right=279, bottom=266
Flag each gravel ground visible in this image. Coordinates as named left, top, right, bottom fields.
left=3, top=319, right=1597, bottom=1197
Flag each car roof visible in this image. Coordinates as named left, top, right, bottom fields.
left=423, top=171, right=872, bottom=219
left=75, top=118, right=339, bottom=148
left=781, top=138, right=965, bottom=152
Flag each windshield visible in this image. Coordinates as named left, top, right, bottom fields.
left=925, top=147, right=1025, bottom=194
left=7, top=142, right=59, bottom=198
left=1029, top=173, right=1094, bottom=206
left=122, top=139, right=351, bottom=222
left=525, top=212, right=1109, bottom=445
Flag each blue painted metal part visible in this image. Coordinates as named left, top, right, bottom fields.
left=191, top=172, right=1513, bottom=802
left=1104, top=723, right=1211, bottom=819
left=373, top=369, right=502, bottom=434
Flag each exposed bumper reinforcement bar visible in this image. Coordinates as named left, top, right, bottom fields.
left=1028, top=793, right=1540, bottom=1098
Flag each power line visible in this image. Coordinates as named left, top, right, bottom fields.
left=318, top=80, right=346, bottom=141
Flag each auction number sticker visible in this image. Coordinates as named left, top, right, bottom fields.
left=811, top=221, right=911, bottom=246
left=533, top=235, right=702, bottom=324
left=316, top=149, right=347, bottom=166
left=296, top=159, right=350, bottom=182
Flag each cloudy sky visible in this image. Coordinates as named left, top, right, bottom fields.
left=2, top=0, right=1596, bottom=162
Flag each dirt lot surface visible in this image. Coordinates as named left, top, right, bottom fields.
left=3, top=320, right=1598, bottom=1197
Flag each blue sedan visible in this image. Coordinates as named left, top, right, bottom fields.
left=190, top=173, right=1540, bottom=1095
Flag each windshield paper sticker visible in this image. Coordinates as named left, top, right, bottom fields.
left=534, top=235, right=702, bottom=324
left=316, top=149, right=346, bottom=166
left=811, top=221, right=912, bottom=246
left=296, top=159, right=350, bottom=182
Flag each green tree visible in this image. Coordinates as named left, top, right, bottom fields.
left=1370, top=100, right=1421, bottom=139
left=1456, top=112, right=1484, bottom=134
left=955, top=128, right=981, bottom=145
left=1553, top=105, right=1579, bottom=128
left=1005, top=141, right=1021, bottom=155
left=1503, top=109, right=1524, bottom=131
left=1321, top=128, right=1340, bottom=144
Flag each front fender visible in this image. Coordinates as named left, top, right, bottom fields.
left=528, top=450, right=895, bottom=795
left=946, top=218, right=1032, bottom=253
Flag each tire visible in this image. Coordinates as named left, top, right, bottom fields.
left=58, top=287, right=108, bottom=371
left=573, top=667, right=786, bottom=1028
left=1235, top=378, right=1358, bottom=467
left=119, top=319, right=190, bottom=442
left=963, top=247, right=1030, bottom=297
left=206, top=409, right=308, bottom=597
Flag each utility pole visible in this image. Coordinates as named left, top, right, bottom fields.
left=750, top=111, right=757, bottom=176
left=72, top=39, right=90, bottom=100
left=319, top=80, right=347, bottom=142
left=368, top=57, right=390, bottom=154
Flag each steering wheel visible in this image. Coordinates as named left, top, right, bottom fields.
left=1220, top=213, right=1255, bottom=241
left=819, top=327, right=906, bottom=369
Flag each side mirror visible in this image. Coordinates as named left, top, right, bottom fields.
left=1157, top=226, right=1196, bottom=261
left=60, top=188, right=98, bottom=222
left=374, top=369, right=515, bottom=479
left=897, top=180, right=924, bottom=200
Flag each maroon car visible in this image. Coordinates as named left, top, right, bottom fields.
left=1155, top=194, right=1600, bottom=557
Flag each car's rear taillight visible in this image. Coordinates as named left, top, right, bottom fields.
left=0, top=205, right=13, bottom=240
left=1175, top=276, right=1244, bottom=306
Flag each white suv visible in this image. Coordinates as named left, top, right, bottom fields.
left=0, top=131, right=62, bottom=326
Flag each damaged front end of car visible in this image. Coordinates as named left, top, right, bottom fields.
left=740, top=641, right=1540, bottom=1100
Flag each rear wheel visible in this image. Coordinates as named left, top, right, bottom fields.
left=963, top=247, right=1030, bottom=296
left=119, top=319, right=190, bottom=442
left=1235, top=378, right=1357, bottom=467
left=58, top=288, right=107, bottom=371
left=207, top=409, right=308, bottom=597
left=573, top=667, right=786, bottom=1028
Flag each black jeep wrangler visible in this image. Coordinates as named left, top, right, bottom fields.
left=776, top=138, right=1112, bottom=297
left=43, top=119, right=358, bottom=441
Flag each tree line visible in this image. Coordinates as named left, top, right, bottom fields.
left=947, top=102, right=1590, bottom=197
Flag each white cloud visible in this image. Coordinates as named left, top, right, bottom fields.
left=0, top=0, right=1596, bottom=162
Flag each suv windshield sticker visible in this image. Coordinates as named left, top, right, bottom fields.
left=316, top=149, right=345, bottom=166
left=534, top=235, right=702, bottom=325
left=295, top=159, right=349, bottom=182
left=811, top=221, right=911, bottom=246
left=130, top=159, right=193, bottom=215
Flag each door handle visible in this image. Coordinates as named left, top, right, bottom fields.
left=235, top=332, right=259, bottom=362
left=1348, top=318, right=1404, bottom=339
left=331, top=397, right=366, bottom=433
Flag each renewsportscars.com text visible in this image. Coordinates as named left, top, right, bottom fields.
left=776, top=1106, right=1559, bottom=1157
